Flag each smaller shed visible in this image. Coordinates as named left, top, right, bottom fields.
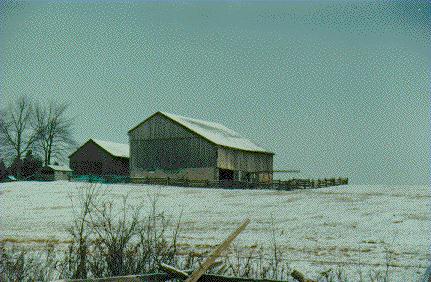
left=39, top=165, right=73, bottom=181
left=69, top=139, right=129, bottom=177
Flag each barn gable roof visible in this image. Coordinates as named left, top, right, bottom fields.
left=129, top=112, right=273, bottom=154
left=46, top=165, right=73, bottom=172
left=91, top=139, right=130, bottom=158
left=69, top=139, right=129, bottom=159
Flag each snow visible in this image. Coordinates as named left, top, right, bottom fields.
left=91, top=139, right=129, bottom=158
left=46, top=165, right=72, bottom=172
left=161, top=112, right=272, bottom=154
left=0, top=182, right=429, bottom=280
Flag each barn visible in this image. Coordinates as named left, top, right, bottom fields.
left=69, top=139, right=129, bottom=177
left=128, top=112, right=274, bottom=183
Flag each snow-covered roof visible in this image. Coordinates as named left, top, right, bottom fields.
left=91, top=139, right=130, bottom=158
left=159, top=112, right=273, bottom=154
left=47, top=165, right=73, bottom=172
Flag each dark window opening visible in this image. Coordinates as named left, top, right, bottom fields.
left=219, top=168, right=234, bottom=181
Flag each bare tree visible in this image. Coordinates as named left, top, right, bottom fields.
left=0, top=96, right=41, bottom=174
left=33, top=101, right=76, bottom=166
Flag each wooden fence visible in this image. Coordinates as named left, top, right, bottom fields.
left=130, top=177, right=348, bottom=191
left=70, top=174, right=348, bottom=191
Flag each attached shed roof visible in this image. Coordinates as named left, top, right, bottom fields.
left=91, top=139, right=130, bottom=158
left=46, top=165, right=73, bottom=172
left=129, top=112, right=273, bottom=154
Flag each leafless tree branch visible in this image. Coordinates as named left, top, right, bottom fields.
left=0, top=96, right=42, bottom=176
left=33, top=100, right=77, bottom=165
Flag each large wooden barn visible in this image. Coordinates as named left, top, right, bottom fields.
left=69, top=139, right=129, bottom=176
left=128, top=112, right=274, bottom=183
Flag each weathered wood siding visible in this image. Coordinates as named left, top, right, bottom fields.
left=38, top=169, right=71, bottom=181
left=217, top=147, right=273, bottom=173
left=131, top=167, right=217, bottom=181
left=53, top=171, right=70, bottom=181
left=129, top=114, right=218, bottom=179
left=69, top=141, right=129, bottom=176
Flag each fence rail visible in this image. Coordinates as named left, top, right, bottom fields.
left=130, top=177, right=348, bottom=191
left=69, top=175, right=348, bottom=191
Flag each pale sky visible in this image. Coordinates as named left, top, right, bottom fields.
left=1, top=1, right=429, bottom=184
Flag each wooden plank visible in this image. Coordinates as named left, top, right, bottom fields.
left=185, top=218, right=251, bottom=282
left=57, top=273, right=290, bottom=282
left=199, top=274, right=286, bottom=282
left=55, top=273, right=169, bottom=282
left=159, top=263, right=189, bottom=280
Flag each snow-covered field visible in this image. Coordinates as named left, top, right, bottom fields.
left=0, top=181, right=429, bottom=280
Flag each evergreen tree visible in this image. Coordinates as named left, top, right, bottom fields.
left=8, top=157, right=23, bottom=179
left=0, top=159, right=7, bottom=181
left=21, top=150, right=42, bottom=179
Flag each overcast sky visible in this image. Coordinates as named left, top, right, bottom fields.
left=1, top=1, right=429, bottom=184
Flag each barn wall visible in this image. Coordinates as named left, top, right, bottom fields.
left=69, top=141, right=129, bottom=176
left=217, top=147, right=273, bottom=172
left=54, top=171, right=70, bottom=181
left=129, top=114, right=218, bottom=180
left=130, top=167, right=216, bottom=181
